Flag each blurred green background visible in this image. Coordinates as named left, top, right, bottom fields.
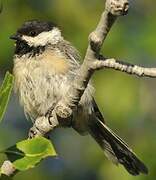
left=0, top=0, right=156, bottom=179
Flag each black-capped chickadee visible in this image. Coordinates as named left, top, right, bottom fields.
left=10, top=20, right=148, bottom=175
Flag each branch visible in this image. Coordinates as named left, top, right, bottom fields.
left=28, top=0, right=130, bottom=138
left=55, top=0, right=129, bottom=111
left=1, top=161, right=15, bottom=176
left=92, top=57, right=156, bottom=77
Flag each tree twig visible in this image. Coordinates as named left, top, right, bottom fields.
left=1, top=161, right=15, bottom=177
left=92, top=57, right=156, bottom=78
left=29, top=0, right=130, bottom=138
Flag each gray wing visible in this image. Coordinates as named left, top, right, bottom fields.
left=58, top=40, right=81, bottom=68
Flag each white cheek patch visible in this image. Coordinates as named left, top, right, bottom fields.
left=22, top=28, right=62, bottom=47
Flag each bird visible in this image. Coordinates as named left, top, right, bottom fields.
left=10, top=20, right=148, bottom=176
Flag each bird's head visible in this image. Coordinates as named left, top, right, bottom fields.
left=10, top=20, right=62, bottom=48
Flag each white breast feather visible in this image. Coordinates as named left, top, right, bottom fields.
left=13, top=46, right=94, bottom=133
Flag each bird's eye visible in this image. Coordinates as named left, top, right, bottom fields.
left=29, top=31, right=37, bottom=37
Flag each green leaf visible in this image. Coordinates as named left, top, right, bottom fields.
left=10, top=137, right=57, bottom=171
left=16, top=137, right=56, bottom=156
left=13, top=156, right=44, bottom=171
left=3, top=145, right=24, bottom=162
left=0, top=72, right=14, bottom=122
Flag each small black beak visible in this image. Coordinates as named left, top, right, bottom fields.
left=10, top=34, right=21, bottom=41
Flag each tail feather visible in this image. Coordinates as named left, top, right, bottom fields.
left=89, top=119, right=148, bottom=176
